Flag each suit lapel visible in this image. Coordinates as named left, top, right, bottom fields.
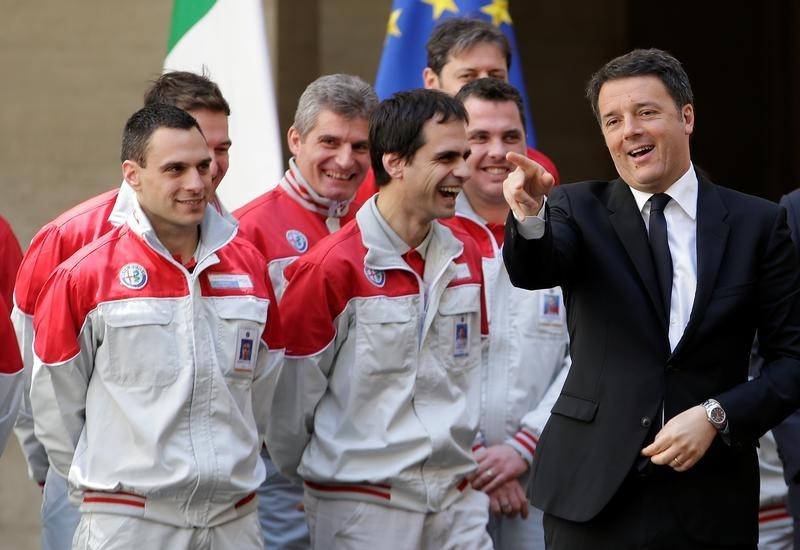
left=671, top=177, right=729, bottom=357
left=606, top=179, right=668, bottom=325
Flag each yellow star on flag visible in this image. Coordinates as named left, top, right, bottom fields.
left=422, top=0, right=459, bottom=20
left=480, top=0, right=512, bottom=27
left=387, top=8, right=402, bottom=37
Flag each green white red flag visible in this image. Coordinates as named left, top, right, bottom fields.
left=165, top=0, right=282, bottom=209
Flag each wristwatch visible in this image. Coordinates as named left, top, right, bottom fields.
left=702, top=399, right=727, bottom=431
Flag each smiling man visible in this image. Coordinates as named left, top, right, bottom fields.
left=30, top=103, right=284, bottom=549
left=502, top=48, right=800, bottom=548
left=267, top=89, right=492, bottom=549
left=235, top=74, right=377, bottom=299
left=234, top=73, right=377, bottom=549
left=355, top=17, right=558, bottom=207
left=448, top=78, right=570, bottom=550
left=11, top=71, right=238, bottom=550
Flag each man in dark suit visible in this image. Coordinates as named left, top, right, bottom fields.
left=501, top=48, right=800, bottom=548
left=774, top=189, right=800, bottom=547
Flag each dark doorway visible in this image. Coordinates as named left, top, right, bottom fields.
left=627, top=0, right=800, bottom=200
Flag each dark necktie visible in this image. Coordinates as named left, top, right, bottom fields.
left=648, top=193, right=673, bottom=321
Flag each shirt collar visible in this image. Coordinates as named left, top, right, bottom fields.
left=368, top=196, right=432, bottom=258
left=628, top=163, right=698, bottom=220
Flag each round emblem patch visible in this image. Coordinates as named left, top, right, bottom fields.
left=364, top=266, right=386, bottom=288
left=285, top=229, right=309, bottom=253
left=119, top=263, right=148, bottom=290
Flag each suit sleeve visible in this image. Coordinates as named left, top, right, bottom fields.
left=719, top=206, right=800, bottom=440
left=503, top=188, right=580, bottom=292
left=30, top=267, right=93, bottom=480
left=779, top=192, right=800, bottom=258
left=771, top=411, right=800, bottom=484
left=773, top=192, right=800, bottom=482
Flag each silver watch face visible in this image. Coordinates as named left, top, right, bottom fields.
left=704, top=400, right=726, bottom=429
left=709, top=406, right=726, bottom=425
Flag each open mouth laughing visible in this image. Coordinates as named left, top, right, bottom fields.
left=628, top=145, right=654, bottom=159
left=439, top=185, right=461, bottom=199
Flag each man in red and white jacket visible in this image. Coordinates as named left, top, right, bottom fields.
left=268, top=89, right=492, bottom=549
left=12, top=71, right=235, bottom=550
left=0, top=215, right=22, bottom=311
left=31, top=104, right=283, bottom=548
left=0, top=215, right=22, bottom=455
left=235, top=74, right=377, bottom=299
left=234, top=74, right=378, bottom=548
left=448, top=78, right=571, bottom=550
left=355, top=17, right=559, bottom=206
left=0, top=294, right=23, bottom=456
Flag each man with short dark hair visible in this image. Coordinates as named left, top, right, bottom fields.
left=449, top=78, right=570, bottom=550
left=12, top=70, right=237, bottom=550
left=422, top=16, right=511, bottom=95
left=268, top=89, right=492, bottom=549
left=31, top=103, right=283, bottom=549
left=422, top=17, right=556, bottom=182
left=503, top=47, right=800, bottom=548
left=356, top=16, right=558, bottom=204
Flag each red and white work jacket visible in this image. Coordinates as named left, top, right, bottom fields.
left=447, top=192, right=571, bottom=468
left=31, top=203, right=283, bottom=527
left=268, top=197, right=488, bottom=513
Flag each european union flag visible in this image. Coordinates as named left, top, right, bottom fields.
left=375, top=0, right=538, bottom=147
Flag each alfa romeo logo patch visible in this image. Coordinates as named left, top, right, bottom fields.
left=364, top=266, right=386, bottom=288
left=285, top=229, right=309, bottom=253
left=119, top=263, right=148, bottom=290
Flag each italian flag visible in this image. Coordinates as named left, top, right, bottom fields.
left=165, top=0, right=282, bottom=209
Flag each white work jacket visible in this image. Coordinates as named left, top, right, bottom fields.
left=450, top=194, right=571, bottom=466
left=30, top=203, right=283, bottom=528
left=268, top=197, right=488, bottom=513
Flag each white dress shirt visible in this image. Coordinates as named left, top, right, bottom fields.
left=629, top=166, right=698, bottom=351
left=516, top=165, right=699, bottom=351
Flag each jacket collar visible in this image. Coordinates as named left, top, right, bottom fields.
left=126, top=199, right=238, bottom=268
left=111, top=180, right=237, bottom=228
left=455, top=191, right=485, bottom=224
left=356, top=195, right=463, bottom=274
left=107, top=181, right=138, bottom=228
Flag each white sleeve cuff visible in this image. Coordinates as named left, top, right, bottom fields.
left=514, top=198, right=547, bottom=240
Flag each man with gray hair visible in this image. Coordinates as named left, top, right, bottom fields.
left=234, top=73, right=378, bottom=548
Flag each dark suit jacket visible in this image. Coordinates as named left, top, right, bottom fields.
left=504, top=175, right=800, bottom=545
left=775, top=189, right=800, bottom=524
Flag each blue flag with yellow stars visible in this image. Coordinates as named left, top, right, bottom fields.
left=375, top=0, right=537, bottom=146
